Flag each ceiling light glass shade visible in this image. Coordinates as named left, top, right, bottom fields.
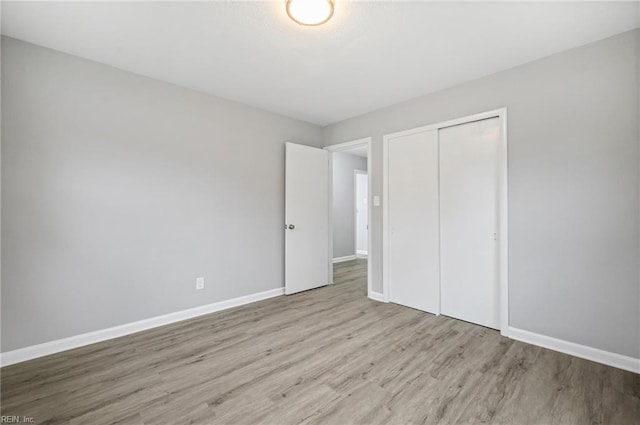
left=286, top=0, right=334, bottom=26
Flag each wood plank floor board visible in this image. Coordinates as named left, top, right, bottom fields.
left=1, top=259, right=638, bottom=424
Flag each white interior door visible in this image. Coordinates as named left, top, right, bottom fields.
left=355, top=171, right=368, bottom=255
left=387, top=130, right=440, bottom=313
left=285, top=143, right=329, bottom=295
left=439, top=118, right=500, bottom=329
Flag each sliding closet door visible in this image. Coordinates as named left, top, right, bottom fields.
left=387, top=130, right=439, bottom=313
left=439, top=118, right=500, bottom=329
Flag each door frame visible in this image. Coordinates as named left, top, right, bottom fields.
left=324, top=138, right=373, bottom=299
left=354, top=169, right=368, bottom=258
left=382, top=108, right=509, bottom=335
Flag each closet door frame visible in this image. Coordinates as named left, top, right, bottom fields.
left=382, top=108, right=509, bottom=336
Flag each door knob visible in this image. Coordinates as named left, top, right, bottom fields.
left=288, top=224, right=295, bottom=230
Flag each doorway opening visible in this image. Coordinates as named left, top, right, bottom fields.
left=325, top=138, right=372, bottom=298
left=355, top=170, right=368, bottom=259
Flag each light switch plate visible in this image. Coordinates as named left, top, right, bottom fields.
left=373, top=195, right=380, bottom=206
left=196, top=277, right=205, bottom=290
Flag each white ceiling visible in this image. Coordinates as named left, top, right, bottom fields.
left=2, top=1, right=638, bottom=126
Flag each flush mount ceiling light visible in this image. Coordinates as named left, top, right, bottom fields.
left=286, top=0, right=334, bottom=26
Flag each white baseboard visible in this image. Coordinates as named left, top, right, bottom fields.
left=333, top=255, right=357, bottom=263
left=0, top=287, right=285, bottom=367
left=507, top=327, right=640, bottom=374
left=8, top=291, right=635, bottom=374
left=368, top=291, right=387, bottom=303
left=356, top=251, right=368, bottom=258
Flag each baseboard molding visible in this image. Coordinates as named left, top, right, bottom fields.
left=332, top=255, right=357, bottom=263
left=368, top=291, right=387, bottom=303
left=1, top=287, right=285, bottom=367
left=356, top=251, right=368, bottom=259
left=507, top=327, right=640, bottom=374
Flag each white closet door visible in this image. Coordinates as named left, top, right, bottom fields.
left=439, top=118, right=500, bottom=329
left=387, top=130, right=439, bottom=313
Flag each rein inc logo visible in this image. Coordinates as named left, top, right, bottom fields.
left=0, top=417, right=35, bottom=424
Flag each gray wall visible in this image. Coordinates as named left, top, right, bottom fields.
left=332, top=152, right=367, bottom=259
left=1, top=37, right=323, bottom=352
left=323, top=29, right=640, bottom=359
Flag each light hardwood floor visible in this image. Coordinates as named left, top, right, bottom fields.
left=1, top=259, right=638, bottom=424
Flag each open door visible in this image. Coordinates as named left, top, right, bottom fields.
left=285, top=143, right=330, bottom=295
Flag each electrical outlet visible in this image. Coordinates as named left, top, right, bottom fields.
left=196, top=277, right=205, bottom=290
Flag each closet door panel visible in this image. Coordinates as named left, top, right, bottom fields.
left=387, top=130, right=439, bottom=313
left=439, top=118, right=500, bottom=329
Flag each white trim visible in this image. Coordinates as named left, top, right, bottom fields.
left=356, top=250, right=368, bottom=258
left=383, top=108, right=507, bottom=141
left=382, top=133, right=391, bottom=302
left=382, top=108, right=508, bottom=332
left=508, top=327, right=640, bottom=374
left=368, top=291, right=387, bottom=303
left=327, top=149, right=335, bottom=284
left=436, top=132, right=442, bottom=316
left=366, top=143, right=372, bottom=300
left=324, top=138, right=371, bottom=152
left=324, top=138, right=373, bottom=299
left=0, top=288, right=284, bottom=367
left=332, top=255, right=357, bottom=263
left=498, top=109, right=509, bottom=335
